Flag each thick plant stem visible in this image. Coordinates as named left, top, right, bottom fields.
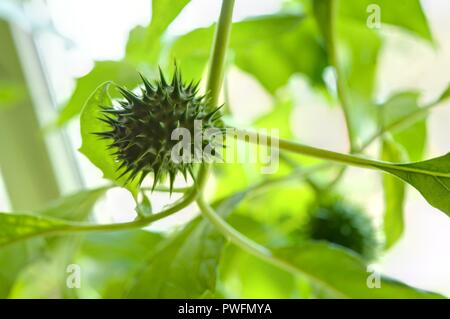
left=197, top=0, right=236, bottom=187
left=231, top=129, right=450, bottom=178
left=232, top=129, right=383, bottom=168
left=205, top=0, right=235, bottom=107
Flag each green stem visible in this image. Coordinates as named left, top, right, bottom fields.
left=233, top=128, right=382, bottom=167
left=231, top=128, right=450, bottom=178
left=1, top=189, right=198, bottom=247
left=325, top=92, right=447, bottom=189
left=197, top=196, right=298, bottom=273
left=2, top=0, right=236, bottom=247
left=205, top=0, right=235, bottom=107
left=196, top=0, right=236, bottom=188
left=196, top=195, right=346, bottom=298
left=2, top=164, right=212, bottom=247
left=197, top=195, right=271, bottom=257
left=327, top=0, right=356, bottom=152
left=361, top=99, right=443, bottom=150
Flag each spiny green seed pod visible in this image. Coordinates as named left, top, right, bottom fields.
left=303, top=200, right=378, bottom=260
left=95, top=66, right=223, bottom=192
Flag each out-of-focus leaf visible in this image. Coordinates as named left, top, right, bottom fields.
left=437, top=83, right=450, bottom=103
left=238, top=185, right=313, bottom=227
left=339, top=0, right=433, bottom=42
left=381, top=137, right=408, bottom=250
left=379, top=92, right=420, bottom=132
left=379, top=154, right=450, bottom=216
left=79, top=82, right=139, bottom=195
left=219, top=214, right=302, bottom=298
left=171, top=14, right=327, bottom=92
left=38, top=186, right=110, bottom=221
left=172, top=14, right=299, bottom=80
left=338, top=21, right=381, bottom=148
left=135, top=193, right=152, bottom=218
left=312, top=0, right=333, bottom=48
left=379, top=92, right=427, bottom=161
left=213, top=161, right=261, bottom=201
left=75, top=230, right=163, bottom=298
left=234, top=16, right=327, bottom=94
left=125, top=0, right=191, bottom=64
left=7, top=240, right=78, bottom=299
left=223, top=215, right=440, bottom=298
left=0, top=242, right=36, bottom=298
left=7, top=187, right=111, bottom=298
left=312, top=0, right=382, bottom=149
left=57, top=61, right=138, bottom=126
left=126, top=192, right=247, bottom=298
left=254, top=96, right=295, bottom=139
left=220, top=244, right=297, bottom=298
left=0, top=212, right=74, bottom=247
left=8, top=262, right=59, bottom=298
left=274, top=242, right=442, bottom=298
left=0, top=81, right=25, bottom=109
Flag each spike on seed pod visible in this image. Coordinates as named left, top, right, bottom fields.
left=95, top=66, right=223, bottom=193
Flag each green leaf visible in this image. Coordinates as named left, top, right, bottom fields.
left=171, top=14, right=327, bottom=92
left=254, top=95, right=295, bottom=139
left=225, top=215, right=440, bottom=298
left=0, top=212, right=72, bottom=247
left=274, top=242, right=442, bottom=298
left=220, top=245, right=298, bottom=298
left=220, top=215, right=302, bottom=298
left=313, top=0, right=381, bottom=146
left=339, top=0, right=433, bottom=42
left=5, top=187, right=110, bottom=298
left=8, top=241, right=76, bottom=299
left=213, top=161, right=262, bottom=201
left=381, top=137, right=408, bottom=249
left=312, top=0, right=382, bottom=148
left=236, top=16, right=327, bottom=94
left=380, top=153, right=450, bottom=216
left=38, top=186, right=110, bottom=221
left=0, top=80, right=25, bottom=109
left=135, top=193, right=152, bottom=218
left=125, top=0, right=191, bottom=64
left=0, top=242, right=38, bottom=298
left=8, top=259, right=61, bottom=298
left=338, top=21, right=382, bottom=147
left=79, top=82, right=139, bottom=195
left=379, top=92, right=427, bottom=161
left=76, top=230, right=164, bottom=298
left=57, top=61, right=138, bottom=126
left=126, top=192, right=247, bottom=298
left=312, top=0, right=333, bottom=49
left=436, top=83, right=450, bottom=104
